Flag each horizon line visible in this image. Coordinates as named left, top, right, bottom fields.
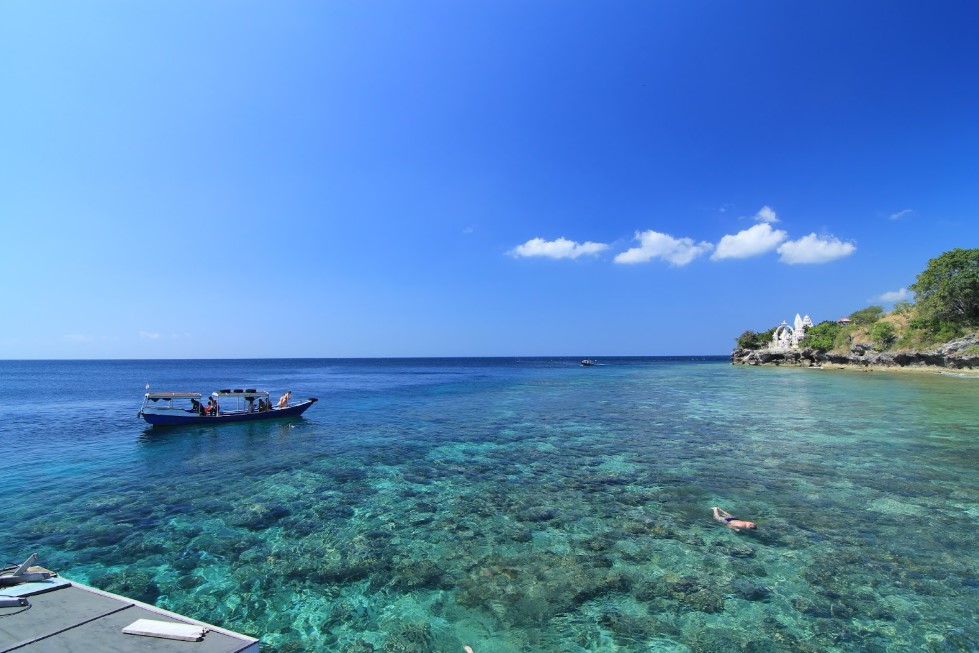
left=0, top=354, right=732, bottom=362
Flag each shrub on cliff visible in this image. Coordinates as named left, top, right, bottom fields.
left=908, top=318, right=965, bottom=345
left=800, top=321, right=842, bottom=351
left=736, top=329, right=773, bottom=350
left=871, top=322, right=897, bottom=351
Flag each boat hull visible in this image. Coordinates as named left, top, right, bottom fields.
left=141, top=398, right=317, bottom=427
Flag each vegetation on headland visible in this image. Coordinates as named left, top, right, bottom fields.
left=734, top=248, right=979, bottom=360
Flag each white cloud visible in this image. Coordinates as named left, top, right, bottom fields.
left=877, top=287, right=911, bottom=302
left=754, top=206, right=779, bottom=223
left=614, top=230, right=713, bottom=266
left=712, top=223, right=788, bottom=260
left=777, top=233, right=856, bottom=264
left=64, top=333, right=93, bottom=343
left=139, top=331, right=161, bottom=339
left=889, top=209, right=913, bottom=220
left=509, top=237, right=609, bottom=259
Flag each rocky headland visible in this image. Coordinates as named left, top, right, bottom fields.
left=731, top=333, right=979, bottom=372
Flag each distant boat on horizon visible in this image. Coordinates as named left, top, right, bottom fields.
left=581, top=359, right=595, bottom=367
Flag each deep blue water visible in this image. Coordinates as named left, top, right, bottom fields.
left=1, top=358, right=977, bottom=652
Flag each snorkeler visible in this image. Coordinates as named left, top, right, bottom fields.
left=711, top=506, right=757, bottom=532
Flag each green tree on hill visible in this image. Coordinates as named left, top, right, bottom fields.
left=848, top=305, right=883, bottom=325
left=799, top=321, right=842, bottom=351
left=736, top=328, right=774, bottom=350
left=910, top=248, right=979, bottom=330
left=871, top=322, right=897, bottom=351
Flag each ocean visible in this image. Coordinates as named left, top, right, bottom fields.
left=0, top=358, right=976, bottom=652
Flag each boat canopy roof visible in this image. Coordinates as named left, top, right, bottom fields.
left=212, top=389, right=269, bottom=399
left=145, top=392, right=202, bottom=399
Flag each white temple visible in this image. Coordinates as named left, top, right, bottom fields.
left=771, top=313, right=813, bottom=350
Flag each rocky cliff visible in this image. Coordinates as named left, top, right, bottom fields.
left=731, top=334, right=979, bottom=371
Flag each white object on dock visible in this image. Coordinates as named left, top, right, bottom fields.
left=123, top=618, right=208, bottom=642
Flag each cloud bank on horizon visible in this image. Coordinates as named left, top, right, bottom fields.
left=510, top=206, right=857, bottom=266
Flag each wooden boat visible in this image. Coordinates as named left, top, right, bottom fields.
left=138, top=388, right=317, bottom=427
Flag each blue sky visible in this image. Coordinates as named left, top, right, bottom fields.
left=2, top=1, right=978, bottom=358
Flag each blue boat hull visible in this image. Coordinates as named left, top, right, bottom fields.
left=141, top=398, right=317, bottom=427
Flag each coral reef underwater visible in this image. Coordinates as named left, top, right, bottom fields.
left=2, top=359, right=977, bottom=652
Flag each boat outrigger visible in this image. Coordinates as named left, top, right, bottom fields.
left=138, top=388, right=317, bottom=426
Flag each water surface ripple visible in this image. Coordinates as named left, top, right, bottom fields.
left=1, top=358, right=976, bottom=652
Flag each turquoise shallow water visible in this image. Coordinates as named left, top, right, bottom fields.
left=0, top=358, right=977, bottom=652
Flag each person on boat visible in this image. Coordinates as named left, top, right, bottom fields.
left=711, top=506, right=756, bottom=532
left=276, top=391, right=291, bottom=409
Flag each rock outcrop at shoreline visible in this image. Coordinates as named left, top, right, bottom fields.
left=731, top=334, right=979, bottom=371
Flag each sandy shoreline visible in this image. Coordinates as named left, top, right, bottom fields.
left=820, top=364, right=979, bottom=376
left=734, top=360, right=979, bottom=376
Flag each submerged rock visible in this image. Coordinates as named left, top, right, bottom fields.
left=732, top=578, right=771, bottom=601
left=515, top=506, right=559, bottom=523
left=685, top=626, right=743, bottom=653
left=330, top=467, right=369, bottom=484
left=635, top=573, right=727, bottom=614
left=581, top=531, right=619, bottom=552
left=380, top=621, right=435, bottom=653
left=176, top=574, right=203, bottom=590
left=727, top=543, right=755, bottom=558
left=91, top=568, right=161, bottom=604
left=508, top=528, right=533, bottom=543
left=391, top=559, right=447, bottom=591
left=227, top=503, right=292, bottom=530
left=598, top=610, right=658, bottom=645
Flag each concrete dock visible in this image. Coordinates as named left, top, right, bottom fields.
left=0, top=567, right=258, bottom=652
